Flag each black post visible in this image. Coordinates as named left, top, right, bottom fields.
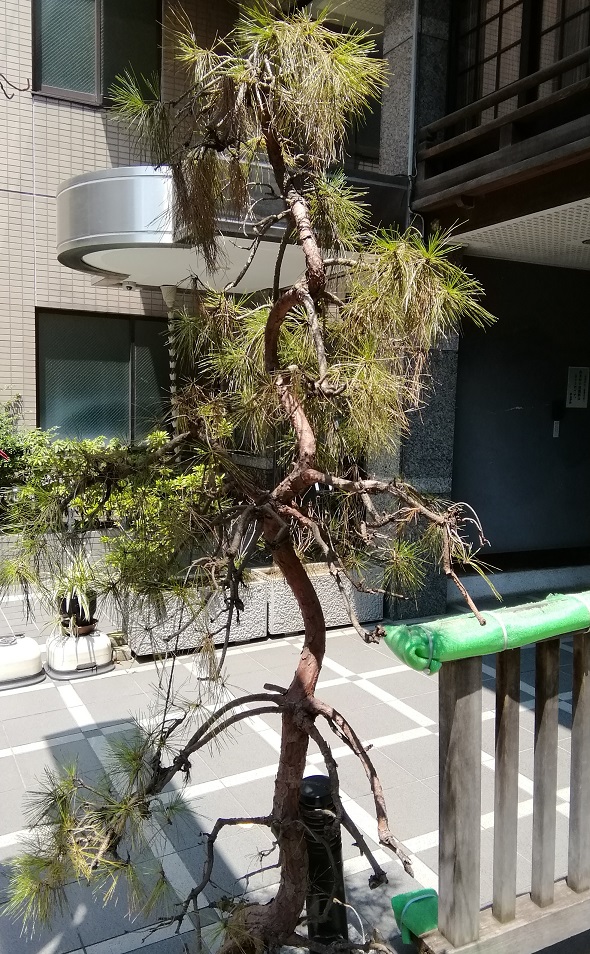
left=300, top=775, right=349, bottom=943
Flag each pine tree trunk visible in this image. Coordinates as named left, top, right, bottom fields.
left=221, top=523, right=326, bottom=952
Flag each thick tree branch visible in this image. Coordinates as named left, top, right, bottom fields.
left=276, top=372, right=317, bottom=469
left=265, top=286, right=302, bottom=372
left=302, top=292, right=328, bottom=381
left=279, top=504, right=379, bottom=644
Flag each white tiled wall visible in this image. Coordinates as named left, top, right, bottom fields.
left=0, top=0, right=235, bottom=426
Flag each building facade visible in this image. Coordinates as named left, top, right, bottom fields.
left=407, top=0, right=590, bottom=606
left=2, top=0, right=590, bottom=611
left=1, top=0, right=236, bottom=440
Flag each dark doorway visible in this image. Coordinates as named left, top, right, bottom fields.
left=452, top=257, right=590, bottom=555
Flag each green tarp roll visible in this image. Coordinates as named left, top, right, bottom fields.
left=383, top=591, right=590, bottom=674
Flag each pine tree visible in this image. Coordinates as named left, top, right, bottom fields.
left=3, top=5, right=494, bottom=952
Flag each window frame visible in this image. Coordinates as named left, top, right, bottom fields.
left=31, top=0, right=162, bottom=106
left=36, top=308, right=170, bottom=442
left=448, top=0, right=590, bottom=113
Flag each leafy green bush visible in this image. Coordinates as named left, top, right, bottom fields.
left=0, top=399, right=55, bottom=522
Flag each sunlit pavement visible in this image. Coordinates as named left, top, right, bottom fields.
left=0, top=597, right=580, bottom=954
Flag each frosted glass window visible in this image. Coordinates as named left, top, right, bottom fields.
left=38, top=312, right=168, bottom=441
left=134, top=320, right=169, bottom=440
left=35, top=0, right=96, bottom=94
left=39, top=313, right=131, bottom=440
left=34, top=0, right=161, bottom=102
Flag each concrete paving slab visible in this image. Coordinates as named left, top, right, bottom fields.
left=0, top=598, right=578, bottom=954
left=3, top=708, right=80, bottom=747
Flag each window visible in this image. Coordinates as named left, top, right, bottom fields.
left=33, top=0, right=161, bottom=104
left=538, top=0, right=590, bottom=97
left=452, top=0, right=525, bottom=119
left=451, top=0, right=590, bottom=116
left=38, top=312, right=170, bottom=441
left=346, top=35, right=383, bottom=171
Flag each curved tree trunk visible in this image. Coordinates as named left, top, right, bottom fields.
left=219, top=124, right=331, bottom=953
left=221, top=516, right=327, bottom=952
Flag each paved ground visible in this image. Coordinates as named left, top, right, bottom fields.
left=0, top=596, right=581, bottom=954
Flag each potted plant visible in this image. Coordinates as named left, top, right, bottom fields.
left=54, top=556, right=99, bottom=635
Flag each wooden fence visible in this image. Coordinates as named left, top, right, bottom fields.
left=420, top=631, right=590, bottom=954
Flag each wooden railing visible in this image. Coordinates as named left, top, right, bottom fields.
left=420, top=630, right=590, bottom=954
left=413, top=46, right=590, bottom=212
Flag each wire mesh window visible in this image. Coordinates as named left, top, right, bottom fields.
left=33, top=0, right=161, bottom=104
left=538, top=0, right=590, bottom=97
left=38, top=312, right=169, bottom=442
left=453, top=0, right=525, bottom=120
left=451, top=0, right=590, bottom=119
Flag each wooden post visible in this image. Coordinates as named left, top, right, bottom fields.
left=531, top=639, right=560, bottom=907
left=439, top=656, right=483, bottom=947
left=493, top=648, right=520, bottom=923
left=568, top=632, right=590, bottom=891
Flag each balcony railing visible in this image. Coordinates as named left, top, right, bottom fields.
left=385, top=594, right=590, bottom=953
left=56, top=164, right=407, bottom=292
left=413, top=46, right=590, bottom=213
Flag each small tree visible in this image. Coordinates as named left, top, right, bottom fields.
left=4, top=5, right=494, bottom=952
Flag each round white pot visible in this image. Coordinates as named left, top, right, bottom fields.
left=0, top=634, right=45, bottom=689
left=46, top=630, right=114, bottom=680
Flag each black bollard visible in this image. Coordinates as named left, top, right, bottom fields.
left=300, top=774, right=349, bottom=943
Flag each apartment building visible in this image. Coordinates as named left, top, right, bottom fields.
left=407, top=0, right=590, bottom=603
left=1, top=0, right=590, bottom=611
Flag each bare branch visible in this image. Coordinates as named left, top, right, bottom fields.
left=146, top=692, right=286, bottom=794
left=309, top=697, right=414, bottom=875
left=340, top=808, right=389, bottom=888
left=273, top=225, right=293, bottom=302
left=223, top=233, right=266, bottom=292
left=299, top=716, right=389, bottom=888
left=442, top=532, right=486, bottom=625
left=196, top=704, right=284, bottom=749
left=164, top=814, right=274, bottom=934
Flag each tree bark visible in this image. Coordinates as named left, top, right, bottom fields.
left=221, top=514, right=327, bottom=952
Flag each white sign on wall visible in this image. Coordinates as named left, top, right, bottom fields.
left=566, top=367, right=590, bottom=408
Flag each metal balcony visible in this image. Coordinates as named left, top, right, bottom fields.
left=56, top=164, right=307, bottom=293
left=57, top=164, right=407, bottom=292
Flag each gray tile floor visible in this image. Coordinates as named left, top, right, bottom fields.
left=0, top=596, right=581, bottom=954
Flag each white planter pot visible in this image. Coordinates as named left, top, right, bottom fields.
left=0, top=634, right=45, bottom=689
left=46, top=630, right=114, bottom=679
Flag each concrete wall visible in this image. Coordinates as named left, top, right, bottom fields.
left=0, top=0, right=235, bottom=426
left=380, top=0, right=451, bottom=179
left=379, top=0, right=456, bottom=617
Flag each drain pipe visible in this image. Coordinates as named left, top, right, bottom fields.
left=161, top=285, right=179, bottom=435
left=406, top=0, right=421, bottom=227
